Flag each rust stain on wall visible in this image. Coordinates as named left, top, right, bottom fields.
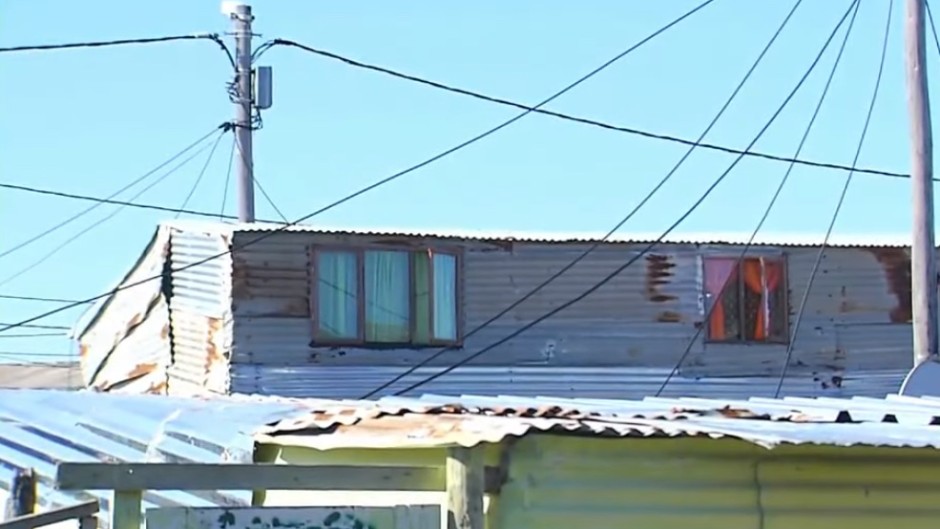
left=645, top=254, right=677, bottom=304
left=657, top=310, right=682, bottom=323
left=866, top=248, right=912, bottom=323
left=206, top=317, right=224, bottom=363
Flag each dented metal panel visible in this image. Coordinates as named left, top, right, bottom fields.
left=77, top=220, right=930, bottom=399
left=166, top=227, right=233, bottom=396
left=78, top=227, right=171, bottom=391
left=229, top=364, right=905, bottom=400
left=226, top=227, right=917, bottom=399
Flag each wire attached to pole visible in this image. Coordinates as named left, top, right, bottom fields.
left=0, top=0, right=718, bottom=335
left=655, top=0, right=863, bottom=398
left=361, top=0, right=807, bottom=399
left=389, top=0, right=863, bottom=397
left=773, top=0, right=893, bottom=398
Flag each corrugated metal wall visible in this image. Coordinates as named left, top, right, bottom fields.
left=500, top=436, right=940, bottom=529
left=226, top=230, right=915, bottom=398
left=165, top=227, right=234, bottom=396
left=78, top=227, right=172, bottom=394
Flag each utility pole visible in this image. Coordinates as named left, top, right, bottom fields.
left=231, top=3, right=256, bottom=223
left=906, top=0, right=938, bottom=367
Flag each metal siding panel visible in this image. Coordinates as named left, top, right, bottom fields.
left=227, top=231, right=911, bottom=398
left=90, top=297, right=171, bottom=394
left=687, top=247, right=913, bottom=385
left=499, top=437, right=940, bottom=529
left=229, top=365, right=903, bottom=400
left=167, top=228, right=233, bottom=396
left=79, top=228, right=172, bottom=391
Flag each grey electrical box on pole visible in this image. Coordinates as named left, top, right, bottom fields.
left=255, top=66, right=273, bottom=110
left=905, top=0, right=938, bottom=367
left=225, top=1, right=256, bottom=223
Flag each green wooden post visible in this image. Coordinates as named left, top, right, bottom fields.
left=110, top=491, right=142, bottom=529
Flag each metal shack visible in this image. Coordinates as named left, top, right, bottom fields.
left=76, top=220, right=921, bottom=398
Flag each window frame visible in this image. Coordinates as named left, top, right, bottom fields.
left=702, top=253, right=790, bottom=345
left=308, top=244, right=464, bottom=348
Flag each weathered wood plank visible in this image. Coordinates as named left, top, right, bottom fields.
left=446, top=448, right=484, bottom=529
left=147, top=506, right=440, bottom=529
left=0, top=500, right=98, bottom=529
left=111, top=491, right=140, bottom=529
left=57, top=463, right=445, bottom=491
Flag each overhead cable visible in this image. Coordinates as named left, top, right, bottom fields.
left=0, top=0, right=717, bottom=335
left=174, top=132, right=227, bottom=219
left=361, top=0, right=807, bottom=399
left=0, top=131, right=225, bottom=289
left=655, top=0, right=863, bottom=397
left=0, top=33, right=236, bottom=68
left=773, top=0, right=892, bottom=398
left=271, top=31, right=906, bottom=181
left=0, top=124, right=227, bottom=262
left=390, top=0, right=862, bottom=396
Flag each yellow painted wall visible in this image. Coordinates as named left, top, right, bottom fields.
left=502, top=436, right=940, bottom=529
left=259, top=437, right=940, bottom=529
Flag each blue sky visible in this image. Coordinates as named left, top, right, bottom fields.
left=0, top=0, right=926, bottom=363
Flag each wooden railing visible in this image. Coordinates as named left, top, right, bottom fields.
left=54, top=448, right=494, bottom=529
left=0, top=500, right=98, bottom=529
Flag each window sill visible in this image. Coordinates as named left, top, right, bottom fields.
left=309, top=340, right=464, bottom=350
left=704, top=339, right=790, bottom=346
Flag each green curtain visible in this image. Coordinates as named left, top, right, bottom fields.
left=413, top=253, right=431, bottom=343
left=432, top=253, right=458, bottom=341
left=316, top=251, right=358, bottom=339
left=365, top=250, right=410, bottom=342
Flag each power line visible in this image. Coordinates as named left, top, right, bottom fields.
left=0, top=294, right=80, bottom=303
left=220, top=137, right=236, bottom=220
left=655, top=0, right=862, bottom=397
left=774, top=0, right=892, bottom=398
left=0, top=181, right=239, bottom=219
left=0, top=125, right=227, bottom=263
left=0, top=333, right=67, bottom=339
left=174, top=132, right=227, bottom=219
left=927, top=0, right=940, bottom=62
left=0, top=323, right=70, bottom=331
left=390, top=0, right=861, bottom=397
left=0, top=0, right=717, bottom=335
left=361, top=0, right=807, bottom=399
left=0, top=33, right=235, bottom=67
left=256, top=177, right=289, bottom=223
left=233, top=134, right=290, bottom=222
left=270, top=37, right=908, bottom=182
left=0, top=132, right=225, bottom=289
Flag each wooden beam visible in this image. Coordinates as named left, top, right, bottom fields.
left=57, top=463, right=445, bottom=492
left=445, top=447, right=484, bottom=529
left=0, top=500, right=98, bottom=529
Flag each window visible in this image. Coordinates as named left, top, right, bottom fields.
left=312, top=247, right=461, bottom=346
left=703, top=256, right=788, bottom=343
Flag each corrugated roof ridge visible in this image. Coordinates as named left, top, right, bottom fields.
left=161, top=219, right=914, bottom=248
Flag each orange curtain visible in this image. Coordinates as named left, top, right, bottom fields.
left=742, top=258, right=782, bottom=340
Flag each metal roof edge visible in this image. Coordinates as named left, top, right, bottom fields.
left=159, top=220, right=915, bottom=249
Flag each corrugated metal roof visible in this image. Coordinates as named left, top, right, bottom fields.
left=163, top=219, right=915, bottom=248
left=257, top=392, right=940, bottom=451
left=4, top=389, right=940, bottom=526
left=0, top=390, right=314, bottom=526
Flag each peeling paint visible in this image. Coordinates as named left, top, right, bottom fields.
left=867, top=248, right=913, bottom=323
left=644, top=254, right=677, bottom=303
